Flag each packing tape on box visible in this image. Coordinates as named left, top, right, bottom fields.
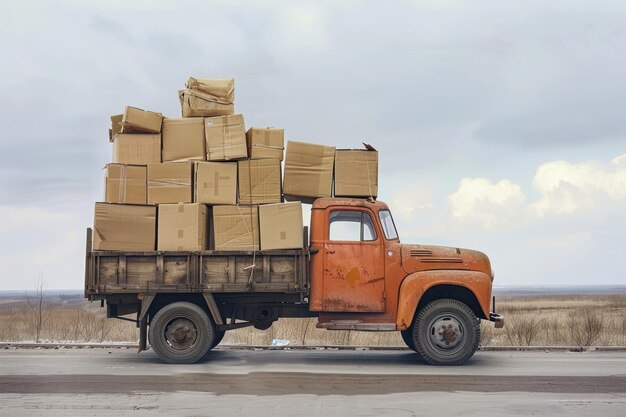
left=245, top=161, right=253, bottom=204
left=222, top=124, right=228, bottom=159
left=94, top=227, right=105, bottom=241
left=202, top=174, right=231, bottom=196
left=119, top=165, right=127, bottom=203
left=148, top=179, right=191, bottom=188
left=178, top=203, right=185, bottom=213
left=180, top=90, right=233, bottom=118
left=251, top=143, right=283, bottom=150
left=236, top=205, right=256, bottom=248
left=178, top=229, right=184, bottom=238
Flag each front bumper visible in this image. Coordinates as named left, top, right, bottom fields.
left=489, top=312, right=504, bottom=328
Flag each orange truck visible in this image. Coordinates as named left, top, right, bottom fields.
left=85, top=198, right=503, bottom=365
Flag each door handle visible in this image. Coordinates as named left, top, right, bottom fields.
left=326, top=250, right=336, bottom=254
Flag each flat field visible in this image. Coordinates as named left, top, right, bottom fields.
left=1, top=293, right=624, bottom=347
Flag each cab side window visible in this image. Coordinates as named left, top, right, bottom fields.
left=329, top=211, right=378, bottom=242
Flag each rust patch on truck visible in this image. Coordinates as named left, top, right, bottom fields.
left=345, top=267, right=360, bottom=288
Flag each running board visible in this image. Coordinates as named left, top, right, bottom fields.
left=316, top=320, right=396, bottom=331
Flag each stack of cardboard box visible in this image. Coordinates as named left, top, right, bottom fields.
left=93, top=78, right=378, bottom=253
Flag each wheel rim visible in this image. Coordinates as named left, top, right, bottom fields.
left=426, top=313, right=466, bottom=355
left=163, top=317, right=199, bottom=352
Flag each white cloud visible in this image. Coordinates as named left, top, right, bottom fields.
left=269, top=4, right=330, bottom=53
left=448, top=178, right=526, bottom=228
left=390, top=190, right=435, bottom=223
left=446, top=153, right=626, bottom=230
left=530, top=153, right=626, bottom=217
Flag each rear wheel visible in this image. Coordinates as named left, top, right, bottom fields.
left=412, top=299, right=480, bottom=366
left=211, top=330, right=226, bottom=349
left=149, top=302, right=215, bottom=364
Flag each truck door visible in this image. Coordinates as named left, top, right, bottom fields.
left=321, top=209, right=385, bottom=312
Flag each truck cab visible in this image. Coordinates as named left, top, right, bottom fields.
left=309, top=198, right=501, bottom=364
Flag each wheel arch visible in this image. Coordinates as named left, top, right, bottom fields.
left=416, top=284, right=485, bottom=321
left=396, top=270, right=491, bottom=330
left=140, top=293, right=223, bottom=326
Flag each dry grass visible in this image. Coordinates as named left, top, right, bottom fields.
left=0, top=294, right=625, bottom=347
left=0, top=299, right=136, bottom=343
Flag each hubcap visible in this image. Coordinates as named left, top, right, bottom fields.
left=428, top=314, right=465, bottom=351
left=164, top=318, right=198, bottom=351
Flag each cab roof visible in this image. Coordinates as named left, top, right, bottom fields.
left=311, top=198, right=390, bottom=211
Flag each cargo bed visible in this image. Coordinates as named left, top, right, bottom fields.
left=84, top=229, right=309, bottom=298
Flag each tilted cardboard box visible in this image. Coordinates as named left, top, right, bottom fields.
left=195, top=161, right=237, bottom=205
left=158, top=203, right=209, bottom=251
left=212, top=205, right=259, bottom=251
left=179, top=89, right=234, bottom=117
left=104, top=164, right=147, bottom=205
left=112, top=134, right=161, bottom=165
left=109, top=114, right=123, bottom=142
left=205, top=114, right=247, bottom=161
left=162, top=118, right=206, bottom=162
left=334, top=144, right=378, bottom=198
left=283, top=141, right=335, bottom=202
left=147, top=162, right=193, bottom=204
left=120, top=106, right=163, bottom=134
left=238, top=159, right=282, bottom=204
left=186, top=77, right=234, bottom=101
left=246, top=128, right=284, bottom=160
left=93, top=203, right=156, bottom=251
left=259, top=202, right=304, bottom=250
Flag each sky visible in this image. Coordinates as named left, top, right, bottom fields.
left=0, top=0, right=624, bottom=290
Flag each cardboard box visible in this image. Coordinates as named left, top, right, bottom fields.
left=109, top=114, right=123, bottom=142
left=238, top=159, right=281, bottom=204
left=334, top=144, right=378, bottom=198
left=93, top=203, right=156, bottom=251
left=162, top=118, right=206, bottom=162
left=246, top=128, right=284, bottom=160
left=205, top=114, right=247, bottom=161
left=112, top=134, right=161, bottom=165
left=212, top=205, right=259, bottom=251
left=104, top=164, right=147, bottom=205
left=179, top=89, right=234, bottom=117
left=259, top=202, right=304, bottom=250
left=157, top=203, right=209, bottom=251
left=147, top=162, right=193, bottom=204
left=283, top=141, right=335, bottom=202
left=195, top=162, right=237, bottom=205
left=186, top=77, right=234, bottom=102
left=120, top=106, right=163, bottom=134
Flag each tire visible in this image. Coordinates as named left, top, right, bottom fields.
left=149, top=302, right=215, bottom=364
left=400, top=328, right=417, bottom=351
left=211, top=330, right=226, bottom=349
left=411, top=299, right=480, bottom=366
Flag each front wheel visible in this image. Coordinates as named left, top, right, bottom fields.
left=149, top=302, right=215, bottom=364
left=411, top=299, right=480, bottom=366
left=400, top=328, right=417, bottom=351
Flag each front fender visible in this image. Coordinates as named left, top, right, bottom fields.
left=396, top=270, right=492, bottom=330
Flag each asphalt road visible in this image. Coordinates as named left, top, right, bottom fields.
left=0, top=348, right=625, bottom=416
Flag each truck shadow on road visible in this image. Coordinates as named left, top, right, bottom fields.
left=127, top=348, right=492, bottom=369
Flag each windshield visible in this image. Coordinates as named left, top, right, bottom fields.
left=378, top=210, right=399, bottom=240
